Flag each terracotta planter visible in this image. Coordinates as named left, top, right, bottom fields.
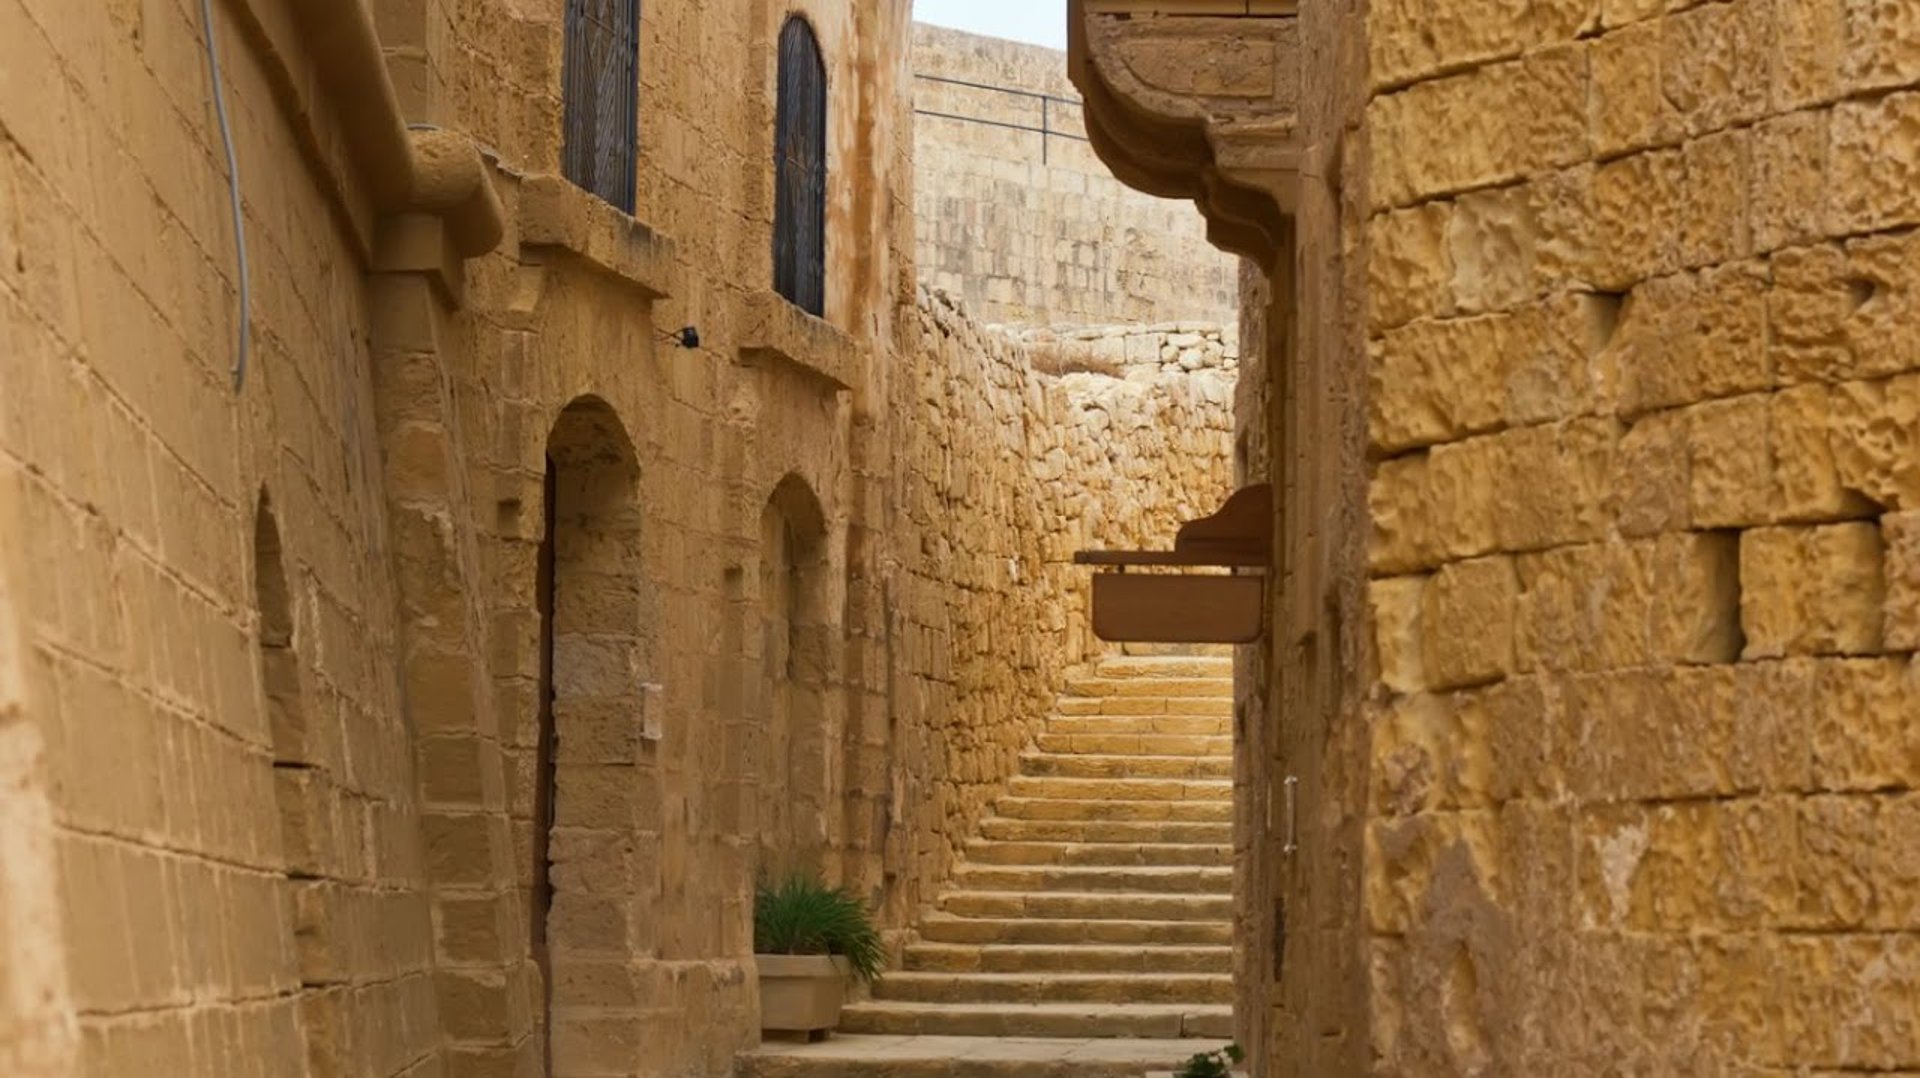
left=756, top=953, right=852, bottom=1035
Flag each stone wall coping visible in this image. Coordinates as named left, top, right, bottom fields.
left=736, top=291, right=858, bottom=391
left=517, top=175, right=680, bottom=300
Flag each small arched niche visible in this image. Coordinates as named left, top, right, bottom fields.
left=756, top=474, right=834, bottom=875
left=531, top=396, right=651, bottom=1075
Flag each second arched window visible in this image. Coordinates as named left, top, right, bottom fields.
left=774, top=16, right=827, bottom=317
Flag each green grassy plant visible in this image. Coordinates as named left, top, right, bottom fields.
left=753, top=874, right=885, bottom=983
left=1176, top=1043, right=1245, bottom=1078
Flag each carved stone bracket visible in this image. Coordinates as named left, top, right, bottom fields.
left=1069, top=0, right=1304, bottom=263
left=736, top=291, right=856, bottom=392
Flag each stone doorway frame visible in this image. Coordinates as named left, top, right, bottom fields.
left=538, top=396, right=655, bottom=1074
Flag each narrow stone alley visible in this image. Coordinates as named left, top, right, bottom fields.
left=7, top=0, right=1920, bottom=1075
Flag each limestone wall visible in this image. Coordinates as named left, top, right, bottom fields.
left=1353, top=3, right=1920, bottom=1074
left=911, top=24, right=1242, bottom=329
left=0, top=0, right=445, bottom=1073
left=0, top=0, right=1242, bottom=1072
left=883, top=291, right=1237, bottom=921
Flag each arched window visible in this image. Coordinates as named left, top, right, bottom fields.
left=562, top=0, right=640, bottom=213
left=774, top=16, right=827, bottom=316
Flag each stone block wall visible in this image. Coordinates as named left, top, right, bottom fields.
left=880, top=294, right=1237, bottom=915
left=0, top=0, right=1242, bottom=1073
left=1356, top=1, right=1920, bottom=1073
left=912, top=24, right=1242, bottom=329
left=0, top=0, right=441, bottom=1073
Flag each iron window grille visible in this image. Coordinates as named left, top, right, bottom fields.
left=774, top=16, right=827, bottom=317
left=562, top=0, right=640, bottom=214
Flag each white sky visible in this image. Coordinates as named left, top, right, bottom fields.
left=912, top=0, right=1070, bottom=51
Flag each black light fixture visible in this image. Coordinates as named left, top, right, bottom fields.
left=661, top=325, right=701, bottom=350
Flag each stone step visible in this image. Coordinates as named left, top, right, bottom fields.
left=1093, top=656, right=1235, bottom=679
left=903, top=942, right=1232, bottom=975
left=953, top=863, right=1233, bottom=895
left=916, top=912, right=1232, bottom=946
left=839, top=1001, right=1234, bottom=1039
left=1064, top=676, right=1235, bottom=700
left=739, top=1035, right=1226, bottom=1078
left=1035, top=733, right=1233, bottom=757
left=873, top=971, right=1233, bottom=1006
left=1047, top=711, right=1233, bottom=733
left=964, top=839, right=1233, bottom=867
left=992, top=797, right=1232, bottom=823
left=939, top=890, right=1233, bottom=922
left=1007, top=776, right=1232, bottom=803
left=977, top=818, right=1232, bottom=845
left=1056, top=696, right=1236, bottom=719
left=1020, top=752, right=1231, bottom=780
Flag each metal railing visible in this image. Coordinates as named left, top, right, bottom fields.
left=912, top=73, right=1089, bottom=165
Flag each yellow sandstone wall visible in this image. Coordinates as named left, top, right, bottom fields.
left=882, top=294, right=1235, bottom=918
left=0, top=0, right=1238, bottom=1073
left=1, top=0, right=443, bottom=1073
left=1072, top=2, right=1920, bottom=1073
left=911, top=24, right=1242, bottom=329
left=1353, top=1, right=1920, bottom=1073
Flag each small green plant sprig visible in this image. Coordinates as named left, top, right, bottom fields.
left=753, top=874, right=886, bottom=983
left=1176, top=1043, right=1245, bottom=1078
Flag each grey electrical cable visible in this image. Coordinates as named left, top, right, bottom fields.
left=198, top=0, right=251, bottom=391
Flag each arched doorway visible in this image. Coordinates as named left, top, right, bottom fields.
left=533, top=397, right=648, bottom=1074
left=757, top=475, right=831, bottom=875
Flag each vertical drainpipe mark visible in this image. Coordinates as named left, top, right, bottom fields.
left=198, top=0, right=252, bottom=391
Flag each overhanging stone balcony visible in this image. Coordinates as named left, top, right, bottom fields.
left=1068, top=0, right=1304, bottom=263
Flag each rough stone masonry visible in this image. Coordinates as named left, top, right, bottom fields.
left=0, top=0, right=1236, bottom=1075
left=7, top=0, right=1919, bottom=1075
left=1072, top=0, right=1920, bottom=1075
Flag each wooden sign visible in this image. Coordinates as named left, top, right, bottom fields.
left=1075, top=484, right=1271, bottom=644
left=1091, top=573, right=1264, bottom=643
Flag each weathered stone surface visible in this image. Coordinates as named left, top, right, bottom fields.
left=1829, top=90, right=1920, bottom=234
left=1370, top=576, right=1429, bottom=693
left=1751, top=110, right=1830, bottom=253
left=1448, top=184, right=1539, bottom=315
left=1369, top=203, right=1456, bottom=330
left=1688, top=394, right=1774, bottom=528
left=1422, top=556, right=1519, bottom=689
left=1660, top=0, right=1769, bottom=136
left=1368, top=315, right=1510, bottom=452
left=1830, top=374, right=1920, bottom=511
left=1884, top=512, right=1920, bottom=651
left=1591, top=150, right=1685, bottom=289
left=1740, top=523, right=1887, bottom=658
left=1593, top=21, right=1681, bottom=157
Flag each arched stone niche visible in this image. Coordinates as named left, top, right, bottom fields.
left=754, top=473, right=837, bottom=877
left=533, top=396, right=657, bottom=1076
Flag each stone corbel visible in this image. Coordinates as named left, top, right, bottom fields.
left=373, top=129, right=509, bottom=306
left=1069, top=0, right=1304, bottom=264
left=736, top=292, right=856, bottom=392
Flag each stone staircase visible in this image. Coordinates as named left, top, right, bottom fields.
left=742, top=654, right=1238, bottom=1076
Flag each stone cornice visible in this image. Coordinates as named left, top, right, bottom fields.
left=1068, top=0, right=1304, bottom=263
